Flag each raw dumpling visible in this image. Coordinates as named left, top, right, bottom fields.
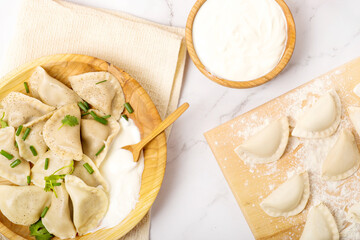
left=65, top=175, right=109, bottom=235
left=260, top=172, right=310, bottom=217
left=321, top=130, right=360, bottom=181
left=72, top=154, right=109, bottom=191
left=42, top=185, right=76, bottom=239
left=347, top=203, right=360, bottom=223
left=29, top=66, right=82, bottom=108
left=348, top=106, right=360, bottom=136
left=0, top=127, right=30, bottom=185
left=292, top=90, right=341, bottom=138
left=31, top=150, right=73, bottom=188
left=1, top=92, right=55, bottom=127
left=43, top=103, right=82, bottom=160
left=300, top=203, right=339, bottom=240
left=68, top=72, right=125, bottom=120
left=15, top=112, right=53, bottom=164
left=0, top=185, right=51, bottom=225
left=234, top=117, right=289, bottom=164
left=81, top=110, right=120, bottom=166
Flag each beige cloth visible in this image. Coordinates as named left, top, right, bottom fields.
left=0, top=0, right=186, bottom=239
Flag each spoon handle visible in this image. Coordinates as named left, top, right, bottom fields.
left=137, top=102, right=189, bottom=149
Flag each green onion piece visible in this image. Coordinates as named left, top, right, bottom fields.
left=95, top=144, right=105, bottom=156
left=40, top=207, right=49, bottom=218
left=14, top=141, right=18, bottom=148
left=89, top=111, right=108, bottom=125
left=22, top=128, right=31, bottom=141
left=29, top=146, right=38, bottom=156
left=27, top=176, right=31, bottom=185
left=44, top=158, right=49, bottom=170
left=124, top=102, right=134, bottom=113
left=24, top=82, right=29, bottom=93
left=0, top=150, right=13, bottom=160
left=81, top=112, right=90, bottom=117
left=83, top=101, right=89, bottom=109
left=0, top=113, right=7, bottom=128
left=52, top=182, right=61, bottom=186
left=16, top=125, right=23, bottom=136
left=83, top=163, right=94, bottom=174
left=95, top=80, right=107, bottom=85
left=121, top=114, right=128, bottom=121
left=103, top=115, right=111, bottom=119
left=10, top=159, right=21, bottom=168
left=78, top=102, right=88, bottom=112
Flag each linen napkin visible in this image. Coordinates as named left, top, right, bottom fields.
left=0, top=0, right=187, bottom=239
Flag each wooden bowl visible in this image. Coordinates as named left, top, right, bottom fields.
left=186, top=0, right=296, bottom=89
left=0, top=54, right=167, bottom=239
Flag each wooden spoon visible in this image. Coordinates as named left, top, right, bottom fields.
left=123, top=102, right=189, bottom=162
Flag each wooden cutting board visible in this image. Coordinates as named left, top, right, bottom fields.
left=204, top=57, right=360, bottom=239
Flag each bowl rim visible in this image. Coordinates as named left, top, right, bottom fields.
left=0, top=53, right=167, bottom=240
left=185, top=0, right=296, bottom=89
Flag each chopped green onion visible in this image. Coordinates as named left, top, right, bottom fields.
left=40, top=207, right=49, bottom=218
left=103, top=115, right=111, bottom=119
left=24, top=82, right=29, bottom=93
left=0, top=150, right=13, bottom=160
left=52, top=182, right=61, bottom=186
left=78, top=102, right=88, bottom=112
left=81, top=112, right=90, bottom=117
left=83, top=163, right=94, bottom=174
left=22, top=128, right=31, bottom=141
left=16, top=125, right=23, bottom=136
left=14, top=141, right=18, bottom=148
left=44, top=158, right=49, bottom=170
left=121, top=114, right=128, bottom=121
left=124, top=102, right=134, bottom=113
left=83, top=101, right=89, bottom=109
left=29, top=146, right=37, bottom=156
left=10, top=159, right=21, bottom=168
left=0, top=113, right=7, bottom=128
left=89, top=111, right=108, bottom=125
left=95, top=80, right=107, bottom=85
left=95, top=145, right=105, bottom=156
left=27, top=176, right=31, bottom=185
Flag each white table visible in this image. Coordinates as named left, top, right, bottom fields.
left=1, top=0, right=360, bottom=239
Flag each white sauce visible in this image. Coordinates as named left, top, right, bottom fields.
left=91, top=118, right=144, bottom=232
left=192, top=0, right=287, bottom=81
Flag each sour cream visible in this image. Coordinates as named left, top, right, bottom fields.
left=91, top=117, right=144, bottom=232
left=192, top=0, right=287, bottom=81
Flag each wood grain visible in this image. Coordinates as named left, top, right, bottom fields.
left=185, top=0, right=296, bottom=89
left=123, top=103, right=189, bottom=162
left=204, top=57, right=360, bottom=239
left=0, top=54, right=167, bottom=240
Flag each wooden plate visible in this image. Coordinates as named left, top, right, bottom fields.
left=186, top=0, right=296, bottom=89
left=0, top=54, right=167, bottom=239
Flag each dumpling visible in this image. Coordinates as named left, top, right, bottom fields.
left=0, top=185, right=51, bottom=225
left=300, top=203, right=339, bottom=240
left=321, top=130, right=360, bottom=181
left=42, top=185, right=76, bottom=239
left=31, top=150, right=73, bottom=188
left=234, top=117, right=289, bottom=164
left=347, top=203, right=360, bottom=223
left=68, top=72, right=125, bottom=120
left=15, top=112, right=53, bottom=164
left=260, top=172, right=310, bottom=217
left=0, top=127, right=30, bottom=185
left=72, top=154, right=109, bottom=191
left=348, top=106, right=360, bottom=136
left=1, top=92, right=55, bottom=127
left=29, top=66, right=82, bottom=108
left=292, top=90, right=341, bottom=138
left=43, top=103, right=82, bottom=160
left=81, top=110, right=120, bottom=166
left=65, top=175, right=108, bottom=235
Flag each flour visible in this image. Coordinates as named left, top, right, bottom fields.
left=233, top=75, right=360, bottom=239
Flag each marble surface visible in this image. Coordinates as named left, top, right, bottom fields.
left=1, top=0, right=360, bottom=239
